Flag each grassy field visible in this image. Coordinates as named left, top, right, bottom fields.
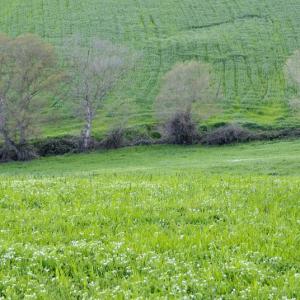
left=1, top=140, right=300, bottom=177
left=1, top=0, right=300, bottom=137
left=1, top=2, right=300, bottom=297
left=0, top=140, right=299, bottom=298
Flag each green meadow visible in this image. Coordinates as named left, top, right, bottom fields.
left=0, top=140, right=299, bottom=299
left=1, top=0, right=300, bottom=136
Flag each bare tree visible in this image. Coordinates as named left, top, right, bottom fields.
left=154, top=61, right=218, bottom=144
left=0, top=33, right=63, bottom=160
left=66, top=37, right=134, bottom=150
left=286, top=50, right=300, bottom=86
left=285, top=50, right=300, bottom=116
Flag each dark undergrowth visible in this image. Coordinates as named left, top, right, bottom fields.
left=1, top=124, right=300, bottom=162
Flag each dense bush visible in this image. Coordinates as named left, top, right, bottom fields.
left=101, top=128, right=124, bottom=149
left=16, top=145, right=38, bottom=161
left=0, top=144, right=37, bottom=162
left=131, top=137, right=154, bottom=146
left=202, top=124, right=253, bottom=145
left=123, top=127, right=154, bottom=146
left=1, top=125, right=299, bottom=163
left=256, top=128, right=300, bottom=141
left=0, top=148, right=16, bottom=162
left=165, top=111, right=199, bottom=145
left=34, top=136, right=81, bottom=156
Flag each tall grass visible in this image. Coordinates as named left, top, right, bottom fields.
left=0, top=140, right=299, bottom=298
left=0, top=173, right=299, bottom=298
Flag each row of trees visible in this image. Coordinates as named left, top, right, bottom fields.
left=0, top=33, right=218, bottom=160
left=0, top=34, right=134, bottom=159
left=2, top=33, right=299, bottom=160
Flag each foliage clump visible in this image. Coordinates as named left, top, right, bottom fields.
left=156, top=62, right=212, bottom=116
left=165, top=111, right=199, bottom=145
left=202, top=124, right=253, bottom=145
left=34, top=136, right=81, bottom=156
left=101, top=127, right=125, bottom=149
left=155, top=61, right=220, bottom=144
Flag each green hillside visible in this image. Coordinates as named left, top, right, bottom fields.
left=1, top=0, right=300, bottom=136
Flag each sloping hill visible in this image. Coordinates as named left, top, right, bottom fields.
left=1, top=0, right=300, bottom=136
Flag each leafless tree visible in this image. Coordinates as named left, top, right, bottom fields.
left=285, top=50, right=300, bottom=115
left=286, top=50, right=300, bottom=86
left=0, top=33, right=63, bottom=160
left=66, top=37, right=134, bottom=150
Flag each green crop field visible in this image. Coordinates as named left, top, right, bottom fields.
left=0, top=140, right=299, bottom=298
left=1, top=0, right=300, bottom=137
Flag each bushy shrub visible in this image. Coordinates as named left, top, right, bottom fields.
left=256, top=128, right=300, bottom=141
left=16, top=145, right=38, bottom=161
left=0, top=144, right=37, bottom=162
left=0, top=148, right=16, bottom=162
left=202, top=124, right=253, bottom=145
left=34, top=136, right=81, bottom=156
left=165, top=111, right=199, bottom=145
left=123, top=127, right=154, bottom=146
left=151, top=131, right=162, bottom=139
left=131, top=137, right=154, bottom=146
left=101, top=128, right=124, bottom=149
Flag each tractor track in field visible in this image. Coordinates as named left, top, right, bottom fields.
left=187, top=14, right=273, bottom=31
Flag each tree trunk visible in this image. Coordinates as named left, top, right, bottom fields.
left=1, top=131, right=22, bottom=160
left=82, top=102, right=92, bottom=150
left=18, top=123, right=27, bottom=146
